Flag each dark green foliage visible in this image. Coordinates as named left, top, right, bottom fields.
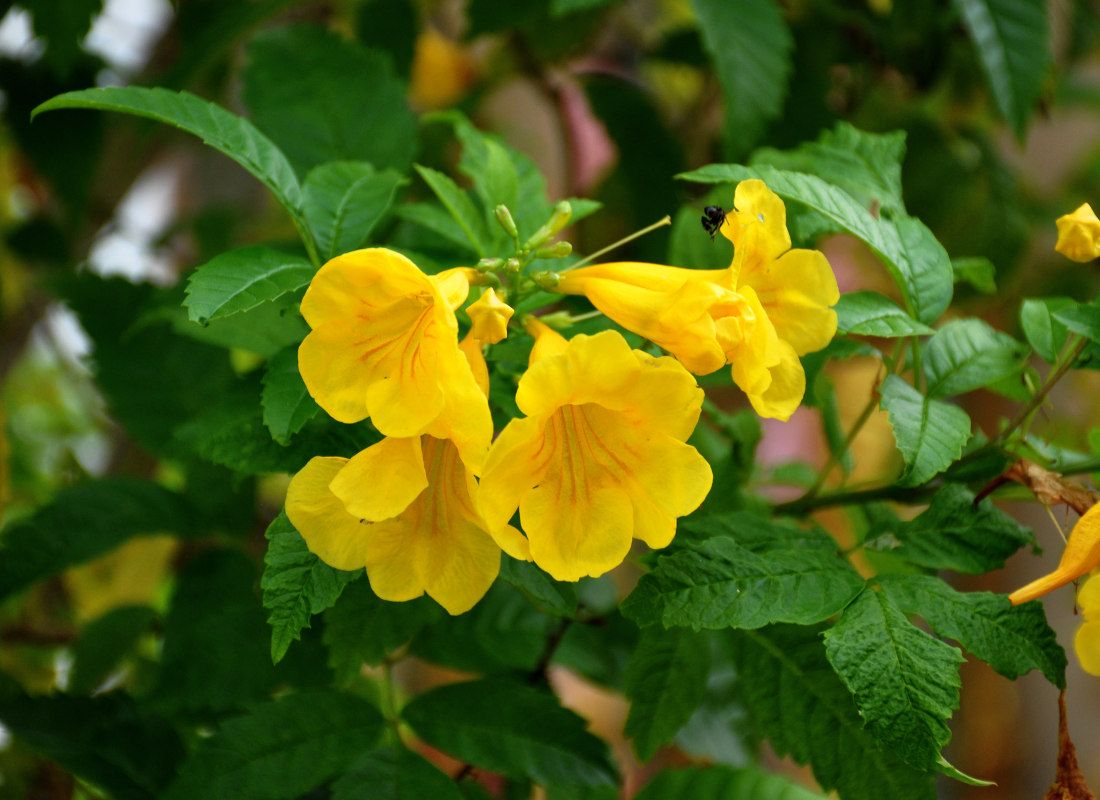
left=331, top=748, right=464, bottom=800
left=69, top=606, right=158, bottom=695
left=634, top=765, right=829, bottom=800
left=878, top=374, right=972, bottom=487
left=401, top=679, right=618, bottom=788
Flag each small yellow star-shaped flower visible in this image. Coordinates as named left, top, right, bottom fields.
left=1055, top=203, right=1100, bottom=263
left=467, top=287, right=514, bottom=344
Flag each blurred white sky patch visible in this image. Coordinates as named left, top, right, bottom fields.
left=84, top=0, right=173, bottom=75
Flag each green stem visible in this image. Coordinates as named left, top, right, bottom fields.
left=775, top=482, right=937, bottom=517
left=995, top=334, right=1088, bottom=447
left=804, top=385, right=880, bottom=501
left=380, top=657, right=401, bottom=747
left=558, top=215, right=671, bottom=272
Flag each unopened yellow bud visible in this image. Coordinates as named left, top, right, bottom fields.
left=467, top=288, right=514, bottom=345
left=1056, top=203, right=1100, bottom=263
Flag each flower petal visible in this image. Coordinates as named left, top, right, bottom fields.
left=479, top=416, right=552, bottom=535
left=301, top=248, right=432, bottom=329
left=1075, top=620, right=1100, bottom=676
left=285, top=456, right=370, bottom=571
left=743, top=339, right=805, bottom=422
left=329, top=437, right=427, bottom=522
left=746, top=248, right=839, bottom=356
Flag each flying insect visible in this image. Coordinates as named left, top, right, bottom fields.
left=701, top=206, right=727, bottom=241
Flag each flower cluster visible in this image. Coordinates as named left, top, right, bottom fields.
left=285, top=180, right=837, bottom=614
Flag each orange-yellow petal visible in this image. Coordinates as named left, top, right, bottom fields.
left=285, top=456, right=370, bottom=571
left=1055, top=203, right=1100, bottom=263
left=329, top=436, right=427, bottom=522
left=300, top=248, right=432, bottom=329
left=1010, top=502, right=1100, bottom=604
left=746, top=248, right=839, bottom=356
left=742, top=339, right=805, bottom=422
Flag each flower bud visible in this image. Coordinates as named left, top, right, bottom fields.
left=534, top=241, right=573, bottom=259
left=530, top=270, right=560, bottom=289
left=467, top=288, right=514, bottom=345
left=1056, top=203, right=1100, bottom=263
left=524, top=201, right=573, bottom=251
left=476, top=257, right=504, bottom=271
left=494, top=204, right=519, bottom=240
left=504, top=257, right=523, bottom=274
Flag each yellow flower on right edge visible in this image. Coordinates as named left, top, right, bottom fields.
left=555, top=179, right=838, bottom=421
left=1055, top=203, right=1100, bottom=263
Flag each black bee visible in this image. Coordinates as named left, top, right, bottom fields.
left=701, top=206, right=727, bottom=241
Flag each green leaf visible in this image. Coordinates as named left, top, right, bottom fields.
left=163, top=691, right=385, bottom=800
left=690, top=0, right=793, bottom=158
left=866, top=483, right=1035, bottom=574
left=834, top=291, right=934, bottom=338
left=393, top=202, right=480, bottom=253
left=922, top=318, right=1024, bottom=398
left=879, top=374, right=972, bottom=487
left=332, top=748, right=464, bottom=800
left=323, top=580, right=439, bottom=684
left=0, top=687, right=184, bottom=800
left=621, top=535, right=864, bottom=630
left=823, top=588, right=963, bottom=770
left=24, top=0, right=102, bottom=77
left=261, top=345, right=320, bottom=444
left=0, top=479, right=195, bottom=602
left=70, top=606, right=158, bottom=695
left=304, top=162, right=407, bottom=261
left=624, top=627, right=711, bottom=761
left=679, top=511, right=839, bottom=552
left=879, top=573, right=1066, bottom=689
left=499, top=556, right=578, bottom=617
left=167, top=296, right=309, bottom=358
left=151, top=550, right=281, bottom=714
left=242, top=25, right=417, bottom=174
left=634, top=765, right=829, bottom=800
left=951, top=256, right=997, bottom=293
left=677, top=163, right=953, bottom=324
left=183, top=246, right=314, bottom=324
left=952, top=0, right=1051, bottom=136
left=1020, top=297, right=1074, bottom=363
left=33, top=87, right=309, bottom=240
left=1054, top=302, right=1100, bottom=342
left=414, top=164, right=492, bottom=256
left=401, top=679, right=617, bottom=788
left=733, top=625, right=935, bottom=800
left=752, top=123, right=907, bottom=216
left=262, top=511, right=360, bottom=664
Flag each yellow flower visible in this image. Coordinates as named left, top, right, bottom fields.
left=467, top=287, right=514, bottom=344
left=1075, top=573, right=1100, bottom=675
left=1055, top=203, right=1100, bottom=263
left=298, top=248, right=492, bottom=468
left=555, top=180, right=837, bottom=420
left=478, top=320, right=712, bottom=581
left=1009, top=502, right=1100, bottom=605
left=286, top=434, right=524, bottom=615
left=409, top=27, right=477, bottom=112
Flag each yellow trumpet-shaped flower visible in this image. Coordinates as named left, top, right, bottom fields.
left=467, top=287, right=514, bottom=344
left=555, top=180, right=837, bottom=420
left=285, top=434, right=525, bottom=615
left=298, top=248, right=492, bottom=468
left=1009, top=502, right=1100, bottom=605
left=1055, top=203, right=1100, bottom=263
left=478, top=320, right=712, bottom=581
left=1074, top=573, right=1100, bottom=675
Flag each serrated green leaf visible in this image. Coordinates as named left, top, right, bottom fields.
left=414, top=164, right=491, bottom=256
left=262, top=511, right=360, bottom=664
left=866, top=483, right=1035, bottom=574
left=679, top=512, right=838, bottom=552
left=624, top=627, right=711, bottom=761
left=0, top=479, right=195, bottom=602
left=823, top=588, right=963, bottom=770
left=752, top=123, right=906, bottom=215
left=953, top=0, right=1051, bottom=136
left=1020, top=297, right=1074, bottom=363
left=242, top=25, right=417, bottom=174
left=70, top=606, right=157, bottom=695
left=184, top=246, right=314, bottom=324
left=879, top=374, right=971, bottom=486
left=922, top=318, right=1024, bottom=398
left=261, top=345, right=320, bottom=444
left=324, top=580, right=439, bottom=684
left=952, top=256, right=997, bottom=293
left=0, top=687, right=184, bottom=800
left=1054, top=303, right=1100, bottom=342
left=621, top=536, right=864, bottom=630
left=552, top=610, right=638, bottom=690
left=690, top=0, right=792, bottom=158
left=635, top=765, right=829, bottom=800
left=834, top=291, right=934, bottom=337
left=733, top=625, right=935, bottom=800
left=498, top=556, right=578, bottom=617
left=167, top=295, right=309, bottom=358
left=151, top=549, right=281, bottom=714
left=401, top=679, right=617, bottom=787
left=304, top=162, right=407, bottom=261
left=32, top=87, right=310, bottom=242
left=163, top=691, right=384, bottom=800
left=332, top=748, right=463, bottom=800
left=677, top=163, right=952, bottom=324
left=393, top=202, right=480, bottom=252
left=879, top=573, right=1065, bottom=688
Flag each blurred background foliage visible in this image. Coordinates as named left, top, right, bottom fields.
left=0, top=0, right=1099, bottom=798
